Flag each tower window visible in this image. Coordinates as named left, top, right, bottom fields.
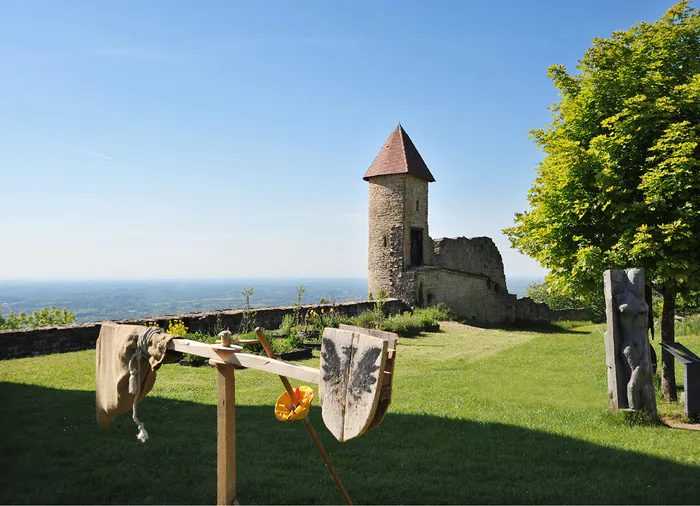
left=416, top=200, right=419, bottom=211
left=383, top=235, right=388, bottom=248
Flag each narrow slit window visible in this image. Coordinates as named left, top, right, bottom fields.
left=416, top=200, right=419, bottom=211
left=383, top=235, right=388, bottom=248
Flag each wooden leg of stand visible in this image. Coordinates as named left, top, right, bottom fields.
left=217, top=365, right=236, bottom=505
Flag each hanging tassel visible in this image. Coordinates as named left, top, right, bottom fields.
left=136, top=422, right=149, bottom=443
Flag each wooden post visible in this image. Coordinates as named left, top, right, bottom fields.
left=217, top=365, right=236, bottom=505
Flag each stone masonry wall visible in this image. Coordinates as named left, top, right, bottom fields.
left=368, top=175, right=406, bottom=299
left=416, top=267, right=505, bottom=322
left=414, top=268, right=589, bottom=324
left=551, top=307, right=591, bottom=321
left=0, top=299, right=409, bottom=360
left=402, top=175, right=430, bottom=269
left=432, top=237, right=508, bottom=294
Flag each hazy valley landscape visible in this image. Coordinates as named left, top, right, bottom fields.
left=0, top=277, right=538, bottom=323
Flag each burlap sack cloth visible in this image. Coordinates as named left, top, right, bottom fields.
left=95, top=322, right=176, bottom=430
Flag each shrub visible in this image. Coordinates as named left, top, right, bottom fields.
left=305, top=306, right=348, bottom=332
left=293, top=285, right=307, bottom=329
left=238, top=287, right=257, bottom=334
left=674, top=314, right=700, bottom=338
left=353, top=308, right=383, bottom=330
left=285, top=333, right=303, bottom=352
left=166, top=319, right=188, bottom=336
left=350, top=305, right=444, bottom=336
left=414, top=303, right=455, bottom=322
left=279, top=314, right=295, bottom=337
left=383, top=311, right=435, bottom=335
left=0, top=306, right=76, bottom=330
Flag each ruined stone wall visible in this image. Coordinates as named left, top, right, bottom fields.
left=368, top=175, right=406, bottom=298
left=551, top=307, right=591, bottom=321
left=501, top=295, right=552, bottom=322
left=414, top=269, right=589, bottom=324
left=0, top=299, right=409, bottom=359
left=416, top=268, right=505, bottom=322
left=431, top=237, right=508, bottom=294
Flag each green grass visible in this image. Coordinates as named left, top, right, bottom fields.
left=674, top=314, right=700, bottom=339
left=1, top=323, right=699, bottom=504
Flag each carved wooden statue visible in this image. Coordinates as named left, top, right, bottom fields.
left=604, top=268, right=658, bottom=420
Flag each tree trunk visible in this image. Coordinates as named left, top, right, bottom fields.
left=660, top=285, right=677, bottom=401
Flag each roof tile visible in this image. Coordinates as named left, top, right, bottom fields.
left=363, top=124, right=435, bottom=182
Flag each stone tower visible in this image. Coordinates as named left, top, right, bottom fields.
left=364, top=124, right=435, bottom=300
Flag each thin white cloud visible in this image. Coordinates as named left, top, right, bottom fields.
left=43, top=138, right=113, bottom=160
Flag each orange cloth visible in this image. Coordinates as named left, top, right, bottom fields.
left=275, top=386, right=314, bottom=421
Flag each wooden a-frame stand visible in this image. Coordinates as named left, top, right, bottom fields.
left=217, top=364, right=237, bottom=505
left=163, top=325, right=396, bottom=505
left=168, top=337, right=325, bottom=505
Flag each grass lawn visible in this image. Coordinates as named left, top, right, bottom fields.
left=1, top=322, right=699, bottom=504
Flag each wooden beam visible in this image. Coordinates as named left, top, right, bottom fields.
left=169, top=339, right=320, bottom=384
left=217, top=365, right=236, bottom=505
left=232, top=353, right=320, bottom=384
left=170, top=338, right=243, bottom=358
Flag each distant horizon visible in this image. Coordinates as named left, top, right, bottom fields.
left=0, top=275, right=543, bottom=282
left=0, top=276, right=543, bottom=322
left=0, top=276, right=369, bottom=282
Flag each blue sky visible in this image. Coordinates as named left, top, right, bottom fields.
left=0, top=0, right=679, bottom=280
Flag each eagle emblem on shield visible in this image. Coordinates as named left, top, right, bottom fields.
left=319, top=326, right=397, bottom=442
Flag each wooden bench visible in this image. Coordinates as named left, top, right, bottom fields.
left=660, top=341, right=700, bottom=418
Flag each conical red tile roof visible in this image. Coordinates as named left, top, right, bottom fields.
left=363, top=124, right=435, bottom=182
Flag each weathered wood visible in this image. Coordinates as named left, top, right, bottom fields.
left=660, top=342, right=700, bottom=364
left=168, top=339, right=320, bottom=384
left=338, top=324, right=398, bottom=347
left=320, top=328, right=388, bottom=442
left=338, top=324, right=397, bottom=432
left=232, top=354, right=320, bottom=384
left=604, top=269, right=657, bottom=420
left=217, top=365, right=236, bottom=505
left=320, top=329, right=354, bottom=442
left=604, top=270, right=626, bottom=411
left=170, top=338, right=242, bottom=357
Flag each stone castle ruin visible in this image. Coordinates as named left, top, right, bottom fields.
left=364, top=124, right=580, bottom=324
left=0, top=125, right=590, bottom=361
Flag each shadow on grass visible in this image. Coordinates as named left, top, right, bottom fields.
left=457, top=319, right=592, bottom=335
left=1, top=382, right=697, bottom=505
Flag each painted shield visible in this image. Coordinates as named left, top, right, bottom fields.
left=319, top=328, right=388, bottom=442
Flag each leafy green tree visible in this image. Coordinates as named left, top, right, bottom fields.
left=505, top=2, right=700, bottom=400
left=676, top=289, right=700, bottom=317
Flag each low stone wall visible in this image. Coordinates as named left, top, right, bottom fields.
left=502, top=296, right=590, bottom=323
left=0, top=299, right=408, bottom=360
left=551, top=307, right=591, bottom=322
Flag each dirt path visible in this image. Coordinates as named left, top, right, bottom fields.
left=438, top=320, right=486, bottom=331
left=661, top=416, right=700, bottom=431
